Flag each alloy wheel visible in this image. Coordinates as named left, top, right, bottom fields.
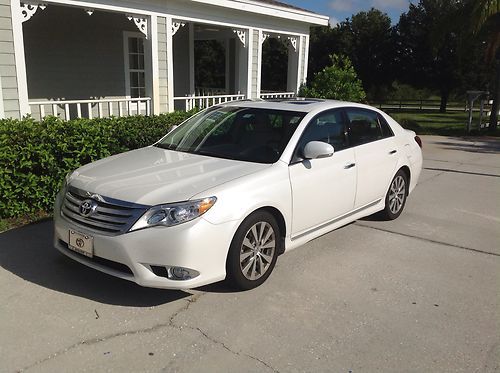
left=239, top=222, right=276, bottom=281
left=388, top=175, right=406, bottom=214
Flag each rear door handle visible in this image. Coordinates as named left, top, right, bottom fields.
left=344, top=163, right=356, bottom=169
left=389, top=150, right=397, bottom=155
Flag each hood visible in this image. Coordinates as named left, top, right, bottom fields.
left=69, top=147, right=270, bottom=205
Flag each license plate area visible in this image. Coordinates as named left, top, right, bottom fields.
left=68, top=230, right=94, bottom=258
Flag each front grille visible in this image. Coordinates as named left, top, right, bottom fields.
left=59, top=240, right=134, bottom=276
left=61, top=186, right=149, bottom=235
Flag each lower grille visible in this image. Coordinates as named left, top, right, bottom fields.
left=61, top=186, right=149, bottom=235
left=59, top=240, right=134, bottom=276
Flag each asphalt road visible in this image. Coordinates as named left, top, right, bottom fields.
left=1, top=135, right=499, bottom=373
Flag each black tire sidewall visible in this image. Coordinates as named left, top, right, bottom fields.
left=226, top=211, right=281, bottom=290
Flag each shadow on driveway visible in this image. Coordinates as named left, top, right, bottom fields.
left=0, top=220, right=189, bottom=307
left=431, top=137, right=500, bottom=154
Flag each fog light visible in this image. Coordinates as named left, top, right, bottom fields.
left=166, top=266, right=200, bottom=281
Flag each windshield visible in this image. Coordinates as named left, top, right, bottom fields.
left=156, top=106, right=306, bottom=163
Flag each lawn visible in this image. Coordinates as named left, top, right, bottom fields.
left=386, top=110, right=499, bottom=137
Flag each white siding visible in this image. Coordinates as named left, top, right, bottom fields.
left=0, top=0, right=20, bottom=119
left=157, top=16, right=168, bottom=112
left=251, top=29, right=258, bottom=98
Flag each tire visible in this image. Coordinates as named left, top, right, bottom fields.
left=226, top=211, right=281, bottom=290
left=380, top=169, right=409, bottom=220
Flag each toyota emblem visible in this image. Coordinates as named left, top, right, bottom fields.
left=79, top=199, right=98, bottom=217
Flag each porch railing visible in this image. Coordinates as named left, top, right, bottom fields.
left=173, top=94, right=246, bottom=111
left=260, top=92, right=296, bottom=99
left=29, top=97, right=152, bottom=121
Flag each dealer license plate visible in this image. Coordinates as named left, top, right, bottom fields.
left=68, top=230, right=94, bottom=258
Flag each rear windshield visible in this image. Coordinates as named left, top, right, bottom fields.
left=156, top=106, right=305, bottom=163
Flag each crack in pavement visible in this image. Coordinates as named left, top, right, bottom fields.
left=194, top=326, right=279, bottom=372
left=20, top=291, right=279, bottom=373
left=355, top=223, right=500, bottom=257
left=168, top=300, right=280, bottom=372
left=19, top=293, right=203, bottom=372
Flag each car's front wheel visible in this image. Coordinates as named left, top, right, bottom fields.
left=381, top=169, right=409, bottom=220
left=226, top=211, right=281, bottom=290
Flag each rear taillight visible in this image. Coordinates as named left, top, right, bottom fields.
left=414, top=136, right=422, bottom=148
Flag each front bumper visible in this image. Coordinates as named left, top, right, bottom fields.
left=53, top=194, right=239, bottom=289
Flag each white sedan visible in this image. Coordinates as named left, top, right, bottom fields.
left=54, top=99, right=422, bottom=290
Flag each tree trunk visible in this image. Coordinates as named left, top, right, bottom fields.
left=439, top=90, right=449, bottom=113
left=488, top=61, right=500, bottom=133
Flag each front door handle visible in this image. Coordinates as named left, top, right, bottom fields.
left=344, top=163, right=356, bottom=169
left=389, top=150, right=397, bottom=155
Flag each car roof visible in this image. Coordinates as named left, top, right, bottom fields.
left=221, top=99, right=374, bottom=113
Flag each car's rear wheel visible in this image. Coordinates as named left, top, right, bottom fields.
left=381, top=169, right=408, bottom=220
left=226, top=211, right=280, bottom=290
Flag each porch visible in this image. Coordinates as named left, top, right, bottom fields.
left=4, top=0, right=327, bottom=120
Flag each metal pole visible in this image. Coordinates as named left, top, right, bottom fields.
left=479, top=99, right=485, bottom=132
left=467, top=98, right=473, bottom=134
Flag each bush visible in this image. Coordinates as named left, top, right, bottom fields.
left=0, top=112, right=192, bottom=219
left=299, top=54, right=366, bottom=102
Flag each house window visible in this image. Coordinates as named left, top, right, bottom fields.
left=125, top=35, right=146, bottom=98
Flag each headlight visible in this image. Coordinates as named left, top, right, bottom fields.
left=60, top=170, right=75, bottom=196
left=129, top=197, right=217, bottom=232
left=63, top=170, right=78, bottom=188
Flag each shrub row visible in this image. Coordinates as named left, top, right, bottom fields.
left=0, top=112, right=192, bottom=219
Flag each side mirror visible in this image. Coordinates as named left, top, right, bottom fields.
left=303, top=141, right=334, bottom=159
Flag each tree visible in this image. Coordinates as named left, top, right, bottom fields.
left=194, top=40, right=225, bottom=89
left=337, top=9, right=396, bottom=100
left=299, top=54, right=366, bottom=102
left=395, top=0, right=465, bottom=112
left=470, top=0, right=500, bottom=131
left=307, top=26, right=344, bottom=79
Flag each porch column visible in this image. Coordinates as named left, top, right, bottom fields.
left=150, top=15, right=160, bottom=115
left=233, top=28, right=249, bottom=98
left=188, top=23, right=194, bottom=95
left=287, top=36, right=300, bottom=93
left=166, top=17, right=174, bottom=112
left=302, top=35, right=310, bottom=86
left=224, top=38, right=230, bottom=94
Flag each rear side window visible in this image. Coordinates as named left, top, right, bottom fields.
left=378, top=114, right=394, bottom=138
left=346, top=108, right=392, bottom=146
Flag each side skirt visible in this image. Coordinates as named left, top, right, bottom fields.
left=285, top=199, right=383, bottom=252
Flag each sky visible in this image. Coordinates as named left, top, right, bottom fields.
left=284, top=0, right=416, bottom=25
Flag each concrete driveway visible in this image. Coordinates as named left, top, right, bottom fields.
left=1, top=135, right=499, bottom=372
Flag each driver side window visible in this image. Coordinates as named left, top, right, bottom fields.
left=294, top=109, right=348, bottom=160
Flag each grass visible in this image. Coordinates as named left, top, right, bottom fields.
left=386, top=110, right=499, bottom=137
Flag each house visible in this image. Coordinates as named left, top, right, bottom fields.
left=0, top=0, right=328, bottom=120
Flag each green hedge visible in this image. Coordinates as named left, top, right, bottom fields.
left=0, top=112, right=192, bottom=219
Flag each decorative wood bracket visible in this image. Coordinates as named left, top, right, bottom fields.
left=172, top=21, right=186, bottom=36
left=127, top=15, right=148, bottom=38
left=287, top=36, right=298, bottom=52
left=20, top=2, right=46, bottom=23
left=232, top=29, right=246, bottom=47
left=260, top=32, right=270, bottom=45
